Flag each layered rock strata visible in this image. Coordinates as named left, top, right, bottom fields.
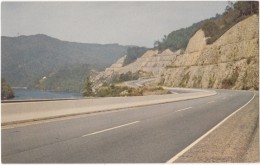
left=94, top=15, right=258, bottom=90
left=161, top=15, right=258, bottom=90
left=93, top=49, right=180, bottom=86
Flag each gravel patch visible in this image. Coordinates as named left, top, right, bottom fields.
left=174, top=92, right=259, bottom=163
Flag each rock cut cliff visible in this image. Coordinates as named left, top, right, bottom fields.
left=94, top=15, right=259, bottom=90
left=93, top=48, right=180, bottom=86
left=161, top=15, right=258, bottom=90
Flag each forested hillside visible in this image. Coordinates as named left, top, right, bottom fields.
left=154, top=1, right=259, bottom=52
left=2, top=34, right=128, bottom=89
left=154, top=20, right=206, bottom=52
left=202, top=1, right=259, bottom=44
left=124, top=46, right=149, bottom=66
left=35, top=64, right=94, bottom=92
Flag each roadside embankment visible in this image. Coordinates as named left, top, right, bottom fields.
left=1, top=89, right=216, bottom=126
left=173, top=92, right=259, bottom=163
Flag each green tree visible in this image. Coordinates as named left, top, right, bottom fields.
left=1, top=78, right=14, bottom=100
left=234, top=1, right=258, bottom=16
left=201, top=20, right=220, bottom=39
left=153, top=40, right=161, bottom=50
left=82, top=77, right=93, bottom=96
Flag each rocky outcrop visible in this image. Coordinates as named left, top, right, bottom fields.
left=105, top=55, right=127, bottom=72
left=161, top=15, right=259, bottom=90
left=92, top=55, right=127, bottom=87
left=120, top=49, right=179, bottom=75
left=185, top=29, right=207, bottom=53
left=94, top=15, right=258, bottom=90
left=93, top=49, right=180, bottom=86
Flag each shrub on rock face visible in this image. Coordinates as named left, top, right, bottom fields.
left=1, top=78, right=14, bottom=100
left=222, top=69, right=239, bottom=89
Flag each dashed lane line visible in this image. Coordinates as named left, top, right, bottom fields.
left=81, top=106, right=193, bottom=137
left=166, top=93, right=256, bottom=163
left=176, top=107, right=192, bottom=112
left=82, top=121, right=140, bottom=137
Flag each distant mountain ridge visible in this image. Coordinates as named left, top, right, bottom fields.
left=2, top=34, right=129, bottom=89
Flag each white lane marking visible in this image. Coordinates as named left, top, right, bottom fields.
left=82, top=107, right=192, bottom=137
left=222, top=97, right=226, bottom=100
left=82, top=121, right=140, bottom=137
left=176, top=107, right=192, bottom=112
left=166, top=93, right=256, bottom=163
left=207, top=101, right=215, bottom=104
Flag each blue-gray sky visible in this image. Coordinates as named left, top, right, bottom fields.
left=2, top=1, right=228, bottom=47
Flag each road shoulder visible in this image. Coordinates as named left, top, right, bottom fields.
left=173, top=92, right=259, bottom=163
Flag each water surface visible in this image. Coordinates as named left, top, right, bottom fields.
left=12, top=88, right=82, bottom=100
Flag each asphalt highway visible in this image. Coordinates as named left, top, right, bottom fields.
left=2, top=89, right=254, bottom=163
left=124, top=78, right=158, bottom=88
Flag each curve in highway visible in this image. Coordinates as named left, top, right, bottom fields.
left=2, top=89, right=255, bottom=163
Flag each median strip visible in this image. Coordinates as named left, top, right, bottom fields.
left=82, top=121, right=140, bottom=137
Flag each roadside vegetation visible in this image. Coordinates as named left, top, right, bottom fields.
left=82, top=77, right=171, bottom=97
left=95, top=84, right=142, bottom=97
left=1, top=78, right=14, bottom=100
left=112, top=70, right=152, bottom=82
left=101, top=71, right=153, bottom=86
left=110, top=71, right=140, bottom=83
left=95, top=84, right=171, bottom=97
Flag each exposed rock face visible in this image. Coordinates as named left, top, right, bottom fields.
left=161, top=15, right=259, bottom=90
left=105, top=55, right=127, bottom=72
left=93, top=55, right=127, bottom=87
left=185, top=29, right=207, bottom=53
left=94, top=15, right=258, bottom=90
left=120, top=49, right=179, bottom=75
left=93, top=49, right=180, bottom=86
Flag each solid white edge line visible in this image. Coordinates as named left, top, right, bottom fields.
left=166, top=93, right=256, bottom=163
left=176, top=107, right=192, bottom=112
left=207, top=101, right=215, bottom=104
left=82, top=121, right=140, bottom=137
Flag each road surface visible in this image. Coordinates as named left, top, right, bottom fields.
left=124, top=78, right=158, bottom=88
left=1, top=89, right=255, bottom=163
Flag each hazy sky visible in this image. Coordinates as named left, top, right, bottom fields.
left=2, top=1, right=228, bottom=47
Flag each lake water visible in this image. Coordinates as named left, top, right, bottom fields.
left=11, top=88, right=82, bottom=100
